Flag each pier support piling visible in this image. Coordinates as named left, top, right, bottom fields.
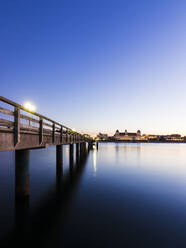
left=56, top=145, right=63, bottom=177
left=15, top=150, right=30, bottom=199
left=88, top=142, right=93, bottom=151
left=80, top=142, right=86, bottom=160
left=69, top=144, right=74, bottom=163
left=80, top=143, right=83, bottom=158
left=76, top=143, right=80, bottom=163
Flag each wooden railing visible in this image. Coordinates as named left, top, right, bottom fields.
left=0, top=96, right=91, bottom=147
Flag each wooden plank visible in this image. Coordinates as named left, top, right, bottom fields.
left=43, top=122, right=53, bottom=128
left=20, top=114, right=39, bottom=123
left=0, top=107, right=14, bottom=116
left=43, top=128, right=52, bottom=134
left=14, top=107, right=20, bottom=146
left=0, top=118, right=14, bottom=127
left=20, top=124, right=39, bottom=133
left=0, top=127, right=13, bottom=132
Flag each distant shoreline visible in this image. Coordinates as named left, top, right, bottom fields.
left=97, top=140, right=186, bottom=144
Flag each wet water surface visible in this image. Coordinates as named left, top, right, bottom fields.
left=1, top=143, right=186, bottom=247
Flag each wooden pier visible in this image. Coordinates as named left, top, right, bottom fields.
left=0, top=96, right=94, bottom=199
left=0, top=96, right=92, bottom=151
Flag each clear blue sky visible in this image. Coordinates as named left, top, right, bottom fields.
left=1, top=0, right=186, bottom=136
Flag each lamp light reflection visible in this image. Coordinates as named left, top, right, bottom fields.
left=93, top=147, right=97, bottom=176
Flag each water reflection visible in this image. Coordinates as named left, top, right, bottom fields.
left=1, top=146, right=89, bottom=247
left=93, top=147, right=97, bottom=176
left=2, top=143, right=186, bottom=247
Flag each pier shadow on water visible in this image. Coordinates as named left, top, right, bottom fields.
left=1, top=146, right=88, bottom=248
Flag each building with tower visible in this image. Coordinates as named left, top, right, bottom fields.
left=114, top=129, right=141, bottom=141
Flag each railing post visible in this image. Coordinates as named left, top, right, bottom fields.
left=60, top=126, right=63, bottom=144
left=52, top=123, right=55, bottom=143
left=39, top=117, right=43, bottom=144
left=14, top=107, right=20, bottom=146
left=66, top=129, right=68, bottom=143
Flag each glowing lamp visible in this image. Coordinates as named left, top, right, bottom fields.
left=24, top=102, right=36, bottom=112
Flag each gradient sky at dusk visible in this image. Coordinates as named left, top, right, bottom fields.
left=1, top=0, right=186, bottom=136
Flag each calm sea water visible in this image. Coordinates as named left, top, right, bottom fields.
left=1, top=143, right=186, bottom=247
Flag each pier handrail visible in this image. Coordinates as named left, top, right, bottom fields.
left=0, top=96, right=91, bottom=142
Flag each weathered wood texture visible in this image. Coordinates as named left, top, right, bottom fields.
left=0, top=96, right=92, bottom=152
